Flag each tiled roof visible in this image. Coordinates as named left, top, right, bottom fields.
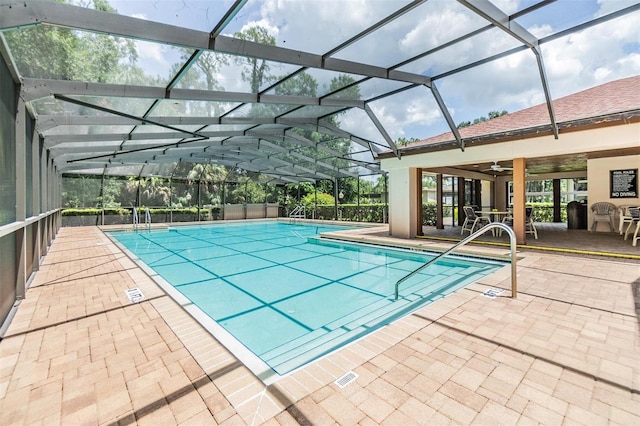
left=409, top=75, right=640, bottom=147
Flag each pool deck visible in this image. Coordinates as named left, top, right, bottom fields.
left=1, top=223, right=638, bottom=425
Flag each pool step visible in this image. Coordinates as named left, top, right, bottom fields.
left=260, top=275, right=439, bottom=362
left=263, top=269, right=497, bottom=374
left=262, top=274, right=471, bottom=372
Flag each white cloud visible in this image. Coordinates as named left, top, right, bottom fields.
left=538, top=10, right=640, bottom=98
left=361, top=88, right=445, bottom=141
left=237, top=19, right=280, bottom=39
left=399, top=7, right=480, bottom=56
left=135, top=40, right=167, bottom=65
left=528, top=24, right=553, bottom=38
left=595, top=0, right=639, bottom=16
left=617, top=52, right=640, bottom=71
left=339, top=108, right=385, bottom=142
left=491, top=0, right=519, bottom=15
left=254, top=0, right=392, bottom=53
left=385, top=1, right=639, bottom=137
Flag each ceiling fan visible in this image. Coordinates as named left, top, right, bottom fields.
left=483, top=161, right=513, bottom=172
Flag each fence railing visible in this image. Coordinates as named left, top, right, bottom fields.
left=61, top=202, right=568, bottom=227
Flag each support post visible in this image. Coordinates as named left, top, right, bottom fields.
left=99, top=171, right=105, bottom=226
left=553, top=179, right=561, bottom=222
left=474, top=179, right=482, bottom=209
left=197, top=179, right=201, bottom=221
left=513, top=157, right=527, bottom=244
left=15, top=94, right=26, bottom=300
left=457, top=176, right=465, bottom=225
left=334, top=177, right=339, bottom=220
left=436, top=174, right=444, bottom=229
left=383, top=174, right=388, bottom=224
left=415, top=168, right=423, bottom=236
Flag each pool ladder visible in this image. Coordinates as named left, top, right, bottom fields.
left=394, top=222, right=517, bottom=300
left=289, top=205, right=306, bottom=223
left=133, top=207, right=151, bottom=230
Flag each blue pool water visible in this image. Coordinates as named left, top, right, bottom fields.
left=109, top=221, right=503, bottom=377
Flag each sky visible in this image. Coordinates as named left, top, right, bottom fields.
left=106, top=0, right=640, bottom=143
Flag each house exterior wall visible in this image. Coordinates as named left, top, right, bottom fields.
left=587, top=154, right=640, bottom=232
left=381, top=122, right=640, bottom=238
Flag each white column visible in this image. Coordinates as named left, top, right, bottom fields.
left=513, top=157, right=527, bottom=244
left=388, top=167, right=420, bottom=239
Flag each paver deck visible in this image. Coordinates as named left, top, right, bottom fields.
left=1, top=225, right=638, bottom=425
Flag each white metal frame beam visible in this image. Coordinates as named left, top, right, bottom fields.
left=457, top=0, right=558, bottom=138
left=0, top=1, right=431, bottom=86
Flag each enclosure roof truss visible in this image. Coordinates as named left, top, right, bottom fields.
left=1, top=0, right=637, bottom=181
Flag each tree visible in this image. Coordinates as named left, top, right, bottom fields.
left=5, top=0, right=138, bottom=83
left=457, top=110, right=508, bottom=128
left=187, top=163, right=229, bottom=205
left=395, top=137, right=421, bottom=147
left=233, top=26, right=276, bottom=92
left=171, top=49, right=230, bottom=116
left=139, top=177, right=171, bottom=206
left=61, top=175, right=102, bottom=208
left=307, top=74, right=363, bottom=173
left=274, top=72, right=318, bottom=97
left=301, top=192, right=335, bottom=210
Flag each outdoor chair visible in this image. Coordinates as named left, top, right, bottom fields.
left=500, top=206, right=538, bottom=239
left=618, top=205, right=635, bottom=235
left=589, top=202, right=617, bottom=232
left=623, top=207, right=640, bottom=247
left=461, top=205, right=490, bottom=235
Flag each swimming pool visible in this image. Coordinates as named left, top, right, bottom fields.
left=109, top=221, right=503, bottom=379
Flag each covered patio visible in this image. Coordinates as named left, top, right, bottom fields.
left=417, top=222, right=640, bottom=260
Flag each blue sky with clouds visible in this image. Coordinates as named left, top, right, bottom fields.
left=108, top=0, right=640, bottom=142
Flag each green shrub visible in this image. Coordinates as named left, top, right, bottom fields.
left=526, top=203, right=567, bottom=222
left=62, top=208, right=129, bottom=216
left=311, top=203, right=386, bottom=222
left=301, top=192, right=335, bottom=209
left=148, top=207, right=197, bottom=215
left=421, top=203, right=455, bottom=225
left=60, top=207, right=213, bottom=221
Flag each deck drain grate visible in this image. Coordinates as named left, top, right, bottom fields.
left=335, top=371, right=358, bottom=388
left=482, top=287, right=504, bottom=299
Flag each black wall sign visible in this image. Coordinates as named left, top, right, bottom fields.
left=610, top=169, right=638, bottom=198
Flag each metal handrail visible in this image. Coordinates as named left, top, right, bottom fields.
left=144, top=207, right=151, bottom=229
left=289, top=205, right=306, bottom=219
left=395, top=222, right=517, bottom=300
left=133, top=207, right=139, bottom=229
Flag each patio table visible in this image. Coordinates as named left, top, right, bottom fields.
left=476, top=211, right=511, bottom=235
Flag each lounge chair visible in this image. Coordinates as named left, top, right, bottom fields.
left=623, top=207, right=640, bottom=247
left=461, top=205, right=490, bottom=235
left=618, top=205, right=635, bottom=235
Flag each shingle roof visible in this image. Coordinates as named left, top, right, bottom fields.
left=409, top=75, right=640, bottom=147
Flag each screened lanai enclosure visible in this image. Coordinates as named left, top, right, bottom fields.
left=60, top=169, right=389, bottom=226
left=1, top=0, right=639, bottom=324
